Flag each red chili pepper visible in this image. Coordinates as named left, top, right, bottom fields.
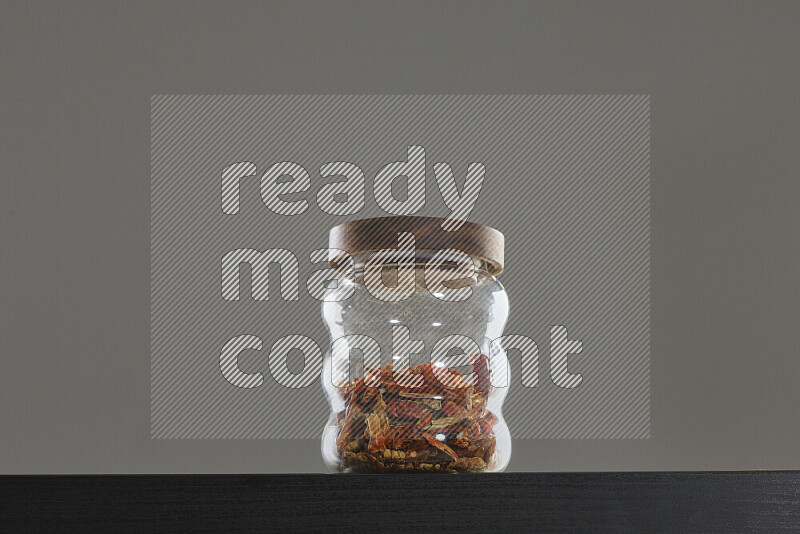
left=470, top=353, right=491, bottom=398
left=482, top=411, right=498, bottom=425
left=478, top=419, right=493, bottom=434
left=416, top=412, right=433, bottom=429
left=387, top=400, right=425, bottom=419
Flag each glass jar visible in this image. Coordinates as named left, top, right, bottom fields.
left=320, top=216, right=510, bottom=473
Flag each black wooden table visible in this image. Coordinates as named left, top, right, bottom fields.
left=1, top=472, right=798, bottom=532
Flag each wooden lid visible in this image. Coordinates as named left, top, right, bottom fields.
left=328, top=216, right=504, bottom=275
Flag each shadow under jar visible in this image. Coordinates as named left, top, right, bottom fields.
left=321, top=216, right=510, bottom=473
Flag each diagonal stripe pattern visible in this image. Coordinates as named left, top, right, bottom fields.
left=151, top=95, right=650, bottom=439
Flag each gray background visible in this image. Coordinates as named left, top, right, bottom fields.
left=150, top=95, right=650, bottom=440
left=1, top=1, right=798, bottom=473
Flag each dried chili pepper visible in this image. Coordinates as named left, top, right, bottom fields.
left=387, top=400, right=425, bottom=419
left=337, top=355, right=497, bottom=473
left=422, top=432, right=459, bottom=461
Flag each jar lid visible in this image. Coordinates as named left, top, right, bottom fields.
left=328, top=216, right=505, bottom=275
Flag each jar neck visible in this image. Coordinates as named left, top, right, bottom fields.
left=343, top=251, right=493, bottom=290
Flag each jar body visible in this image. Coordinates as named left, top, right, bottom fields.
left=321, top=265, right=510, bottom=473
